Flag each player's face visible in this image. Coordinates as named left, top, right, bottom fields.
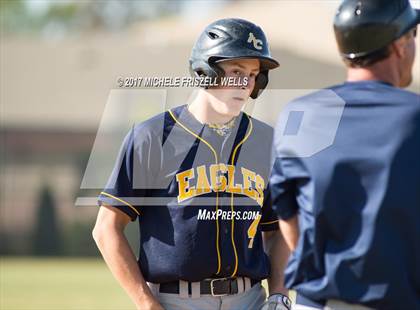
left=206, top=59, right=260, bottom=118
left=400, top=27, right=417, bottom=87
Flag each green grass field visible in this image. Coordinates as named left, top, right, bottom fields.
left=1, top=257, right=134, bottom=310
left=1, top=257, right=294, bottom=310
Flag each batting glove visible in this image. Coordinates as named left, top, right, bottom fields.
left=260, top=293, right=292, bottom=310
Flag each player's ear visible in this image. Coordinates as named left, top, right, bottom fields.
left=390, top=36, right=407, bottom=59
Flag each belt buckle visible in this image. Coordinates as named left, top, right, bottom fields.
left=210, top=278, right=229, bottom=297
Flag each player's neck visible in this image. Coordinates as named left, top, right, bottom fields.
left=346, top=61, right=400, bottom=87
left=187, top=91, right=237, bottom=125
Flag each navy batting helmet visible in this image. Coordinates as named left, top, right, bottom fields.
left=189, top=18, right=279, bottom=99
left=334, top=0, right=420, bottom=59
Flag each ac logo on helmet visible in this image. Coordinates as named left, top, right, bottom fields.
left=247, top=32, right=263, bottom=50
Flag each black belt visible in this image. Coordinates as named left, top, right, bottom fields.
left=159, top=278, right=260, bottom=296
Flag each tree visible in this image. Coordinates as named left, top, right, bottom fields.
left=33, top=184, right=61, bottom=256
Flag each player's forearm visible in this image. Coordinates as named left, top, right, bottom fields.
left=263, top=230, right=290, bottom=296
left=279, top=215, right=299, bottom=251
left=92, top=225, right=158, bottom=309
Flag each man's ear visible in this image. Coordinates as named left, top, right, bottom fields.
left=391, top=36, right=407, bottom=59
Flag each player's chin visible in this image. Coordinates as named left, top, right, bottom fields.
left=401, top=74, right=412, bottom=88
left=224, top=98, right=247, bottom=116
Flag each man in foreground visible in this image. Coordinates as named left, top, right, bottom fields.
left=270, top=0, right=420, bottom=309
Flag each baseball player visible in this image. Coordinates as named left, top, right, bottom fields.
left=93, top=18, right=291, bottom=310
left=270, top=0, right=420, bottom=309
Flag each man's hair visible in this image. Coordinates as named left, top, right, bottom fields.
left=343, top=46, right=391, bottom=68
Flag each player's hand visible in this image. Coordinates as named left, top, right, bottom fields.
left=260, top=293, right=292, bottom=310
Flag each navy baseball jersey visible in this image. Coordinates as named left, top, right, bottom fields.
left=270, top=81, right=420, bottom=309
left=98, top=104, right=279, bottom=283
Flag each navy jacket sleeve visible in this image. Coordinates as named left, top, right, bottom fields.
left=259, top=185, right=280, bottom=231
left=97, top=126, right=148, bottom=221
left=270, top=158, right=299, bottom=220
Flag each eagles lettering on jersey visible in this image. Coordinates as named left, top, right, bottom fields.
left=176, top=164, right=265, bottom=206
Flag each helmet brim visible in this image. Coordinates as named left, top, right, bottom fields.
left=407, top=9, right=420, bottom=28
left=399, top=8, right=420, bottom=40
left=214, top=56, right=280, bottom=71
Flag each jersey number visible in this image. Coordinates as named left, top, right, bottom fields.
left=247, top=214, right=261, bottom=248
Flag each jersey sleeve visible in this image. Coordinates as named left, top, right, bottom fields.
left=269, top=157, right=299, bottom=220
left=259, top=184, right=279, bottom=231
left=97, top=126, right=149, bottom=221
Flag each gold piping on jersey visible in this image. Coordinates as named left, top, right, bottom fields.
left=260, top=219, right=279, bottom=225
left=168, top=109, right=222, bottom=275
left=100, top=191, right=140, bottom=216
left=230, top=113, right=253, bottom=278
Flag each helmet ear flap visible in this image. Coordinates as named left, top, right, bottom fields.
left=189, top=60, right=225, bottom=89
left=251, top=71, right=269, bottom=99
left=208, top=60, right=225, bottom=78
left=189, top=59, right=224, bottom=79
